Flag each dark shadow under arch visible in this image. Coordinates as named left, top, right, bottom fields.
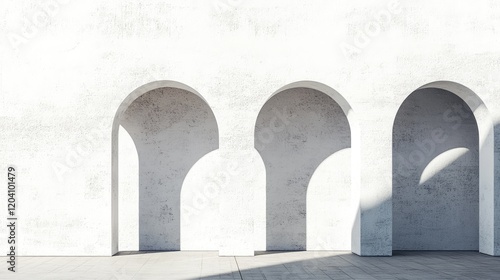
left=392, top=87, right=479, bottom=250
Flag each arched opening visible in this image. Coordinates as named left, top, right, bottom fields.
left=392, top=82, right=490, bottom=251
left=111, top=81, right=219, bottom=253
left=254, top=82, right=356, bottom=251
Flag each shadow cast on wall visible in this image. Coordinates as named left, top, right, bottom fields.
left=119, top=87, right=218, bottom=250
left=495, top=123, right=500, bottom=256
left=393, top=88, right=479, bottom=250
left=255, top=87, right=351, bottom=251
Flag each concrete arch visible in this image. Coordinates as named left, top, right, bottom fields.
left=111, top=80, right=219, bottom=254
left=392, top=80, right=495, bottom=255
left=254, top=81, right=360, bottom=252
left=255, top=81, right=360, bottom=176
left=261, top=81, right=357, bottom=123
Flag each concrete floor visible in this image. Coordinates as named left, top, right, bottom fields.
left=2, top=251, right=499, bottom=280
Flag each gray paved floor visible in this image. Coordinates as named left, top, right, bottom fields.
left=1, top=251, right=499, bottom=279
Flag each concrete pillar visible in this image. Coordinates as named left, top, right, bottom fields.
left=352, top=111, right=392, bottom=256
left=218, top=109, right=260, bottom=256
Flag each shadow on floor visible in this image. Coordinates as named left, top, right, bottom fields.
left=193, top=251, right=500, bottom=280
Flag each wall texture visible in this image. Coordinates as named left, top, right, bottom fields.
left=119, top=87, right=219, bottom=250
left=255, top=88, right=352, bottom=250
left=393, top=88, right=479, bottom=250
left=1, top=0, right=500, bottom=256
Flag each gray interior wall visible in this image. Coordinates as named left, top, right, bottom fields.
left=120, top=87, right=218, bottom=250
left=496, top=124, right=500, bottom=256
left=255, top=87, right=351, bottom=250
left=393, top=88, right=479, bottom=250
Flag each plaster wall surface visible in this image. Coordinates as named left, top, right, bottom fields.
left=0, top=0, right=500, bottom=256
left=118, top=126, right=139, bottom=251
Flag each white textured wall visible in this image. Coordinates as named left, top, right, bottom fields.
left=0, top=0, right=500, bottom=256
left=118, top=126, right=139, bottom=251
left=180, top=150, right=221, bottom=250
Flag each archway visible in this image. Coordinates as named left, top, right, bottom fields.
left=254, top=81, right=357, bottom=251
left=111, top=81, right=219, bottom=253
left=393, top=87, right=479, bottom=249
left=392, top=81, right=493, bottom=252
